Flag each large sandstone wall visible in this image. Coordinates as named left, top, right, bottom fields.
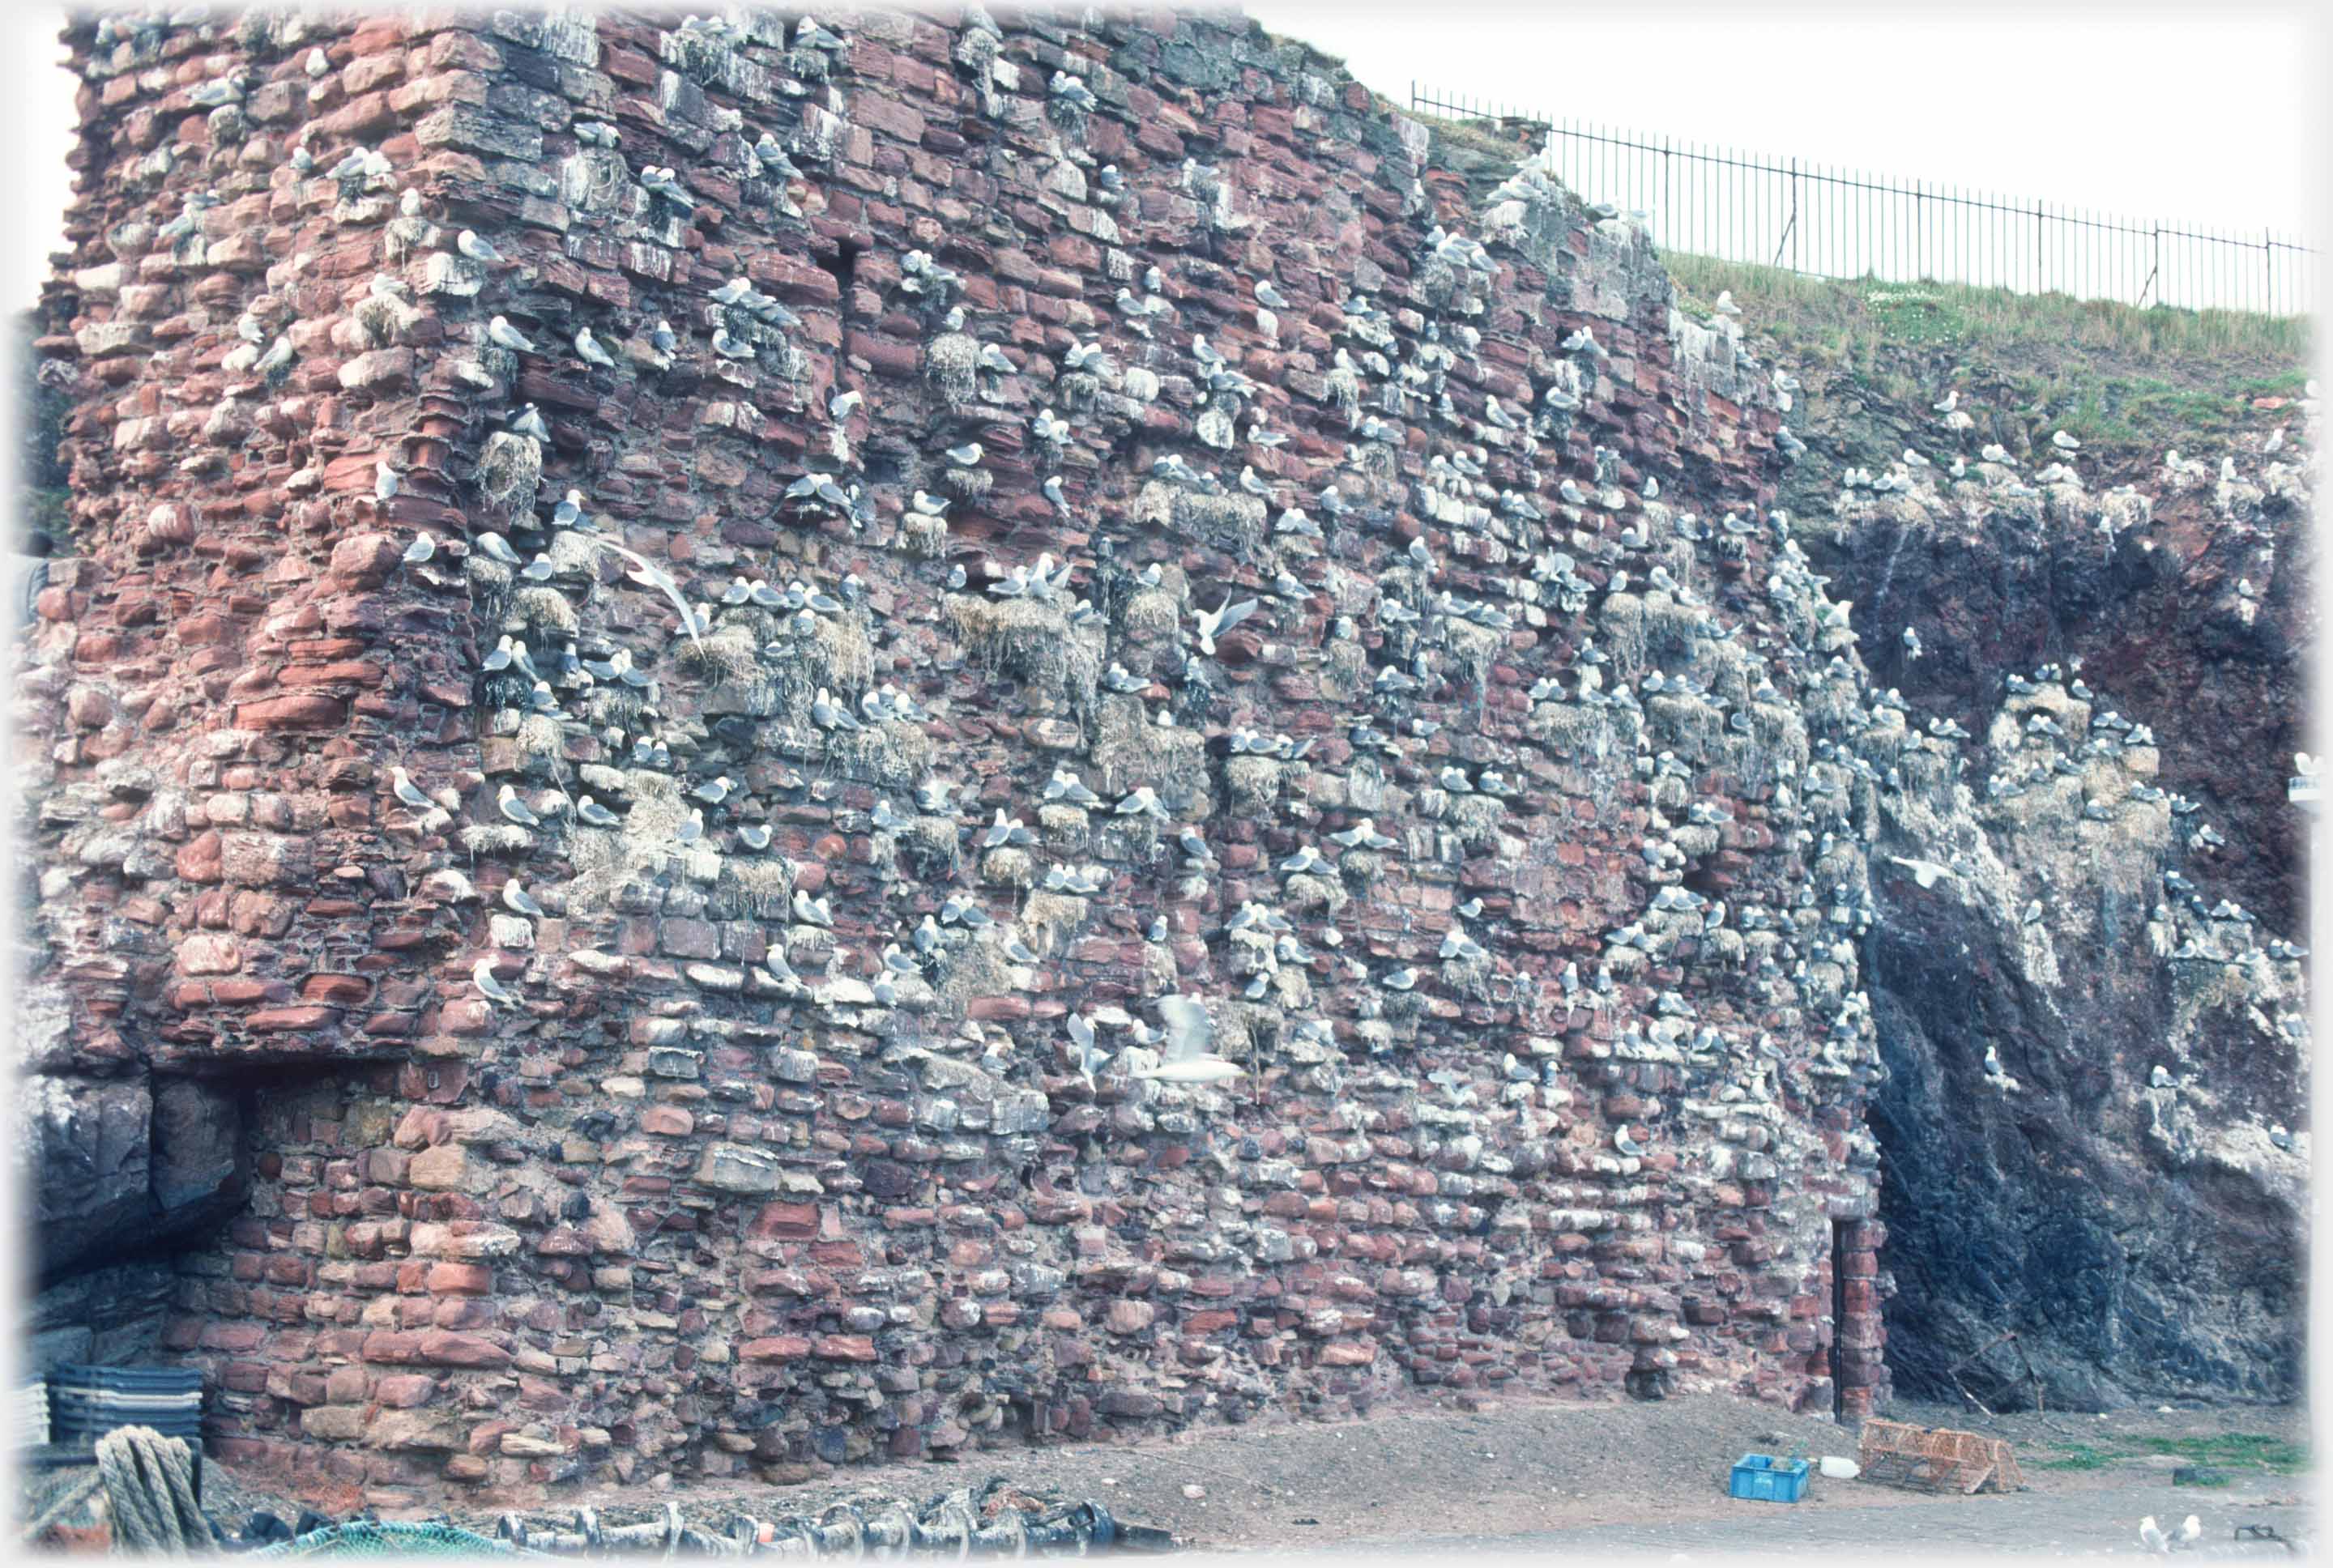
left=21, top=0, right=2297, bottom=1514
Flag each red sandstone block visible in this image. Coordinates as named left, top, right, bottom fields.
left=235, top=693, right=347, bottom=731
left=465, top=1420, right=517, bottom=1457
left=177, top=934, right=242, bottom=975
left=277, top=661, right=386, bottom=689
left=365, top=1147, right=412, bottom=1186
left=740, top=1336, right=811, bottom=1361
left=413, top=1330, right=509, bottom=1368
left=853, top=92, right=926, bottom=145
left=301, top=974, right=373, bottom=1004
left=432, top=1298, right=494, bottom=1331
left=747, top=254, right=842, bottom=305
left=247, top=1006, right=339, bottom=1032
left=843, top=329, right=919, bottom=379
left=659, top=918, right=719, bottom=960
left=533, top=1227, right=588, bottom=1257
left=748, top=1202, right=820, bottom=1240
left=361, top=1330, right=421, bottom=1364
left=425, top=1263, right=493, bottom=1294
left=207, top=1435, right=279, bottom=1468
left=198, top=1322, right=267, bottom=1353
left=176, top=832, right=224, bottom=884
left=373, top=1374, right=436, bottom=1408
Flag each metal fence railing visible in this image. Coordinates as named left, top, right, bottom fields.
left=1410, top=87, right=2319, bottom=319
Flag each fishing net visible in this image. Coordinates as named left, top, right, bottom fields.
left=247, top=1519, right=538, bottom=1557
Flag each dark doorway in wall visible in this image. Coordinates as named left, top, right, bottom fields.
left=817, top=241, right=861, bottom=317
left=1831, top=1220, right=1849, bottom=1419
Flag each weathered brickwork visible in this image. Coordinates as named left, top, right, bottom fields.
left=23, top=7, right=1900, bottom=1510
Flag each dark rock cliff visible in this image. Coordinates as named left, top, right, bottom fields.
left=1729, top=303, right=2314, bottom=1408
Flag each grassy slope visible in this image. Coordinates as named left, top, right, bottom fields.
left=1393, top=98, right=2312, bottom=464
left=1661, top=254, right=2311, bottom=464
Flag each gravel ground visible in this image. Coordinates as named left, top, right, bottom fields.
left=19, top=1392, right=2311, bottom=1555
left=1269, top=1485, right=2310, bottom=1561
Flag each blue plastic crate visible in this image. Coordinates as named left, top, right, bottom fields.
left=1729, top=1453, right=1811, bottom=1503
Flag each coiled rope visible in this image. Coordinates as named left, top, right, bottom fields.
left=94, top=1424, right=218, bottom=1555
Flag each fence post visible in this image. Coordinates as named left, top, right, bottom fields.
left=2034, top=201, right=2043, bottom=294
left=1791, top=158, right=1800, bottom=271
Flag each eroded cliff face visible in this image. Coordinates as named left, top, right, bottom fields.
left=1758, top=332, right=2314, bottom=1407
left=13, top=1, right=2305, bottom=1512
left=1745, top=324, right=2305, bottom=1400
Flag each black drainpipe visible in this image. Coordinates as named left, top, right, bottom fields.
left=1832, top=1219, right=1849, bottom=1419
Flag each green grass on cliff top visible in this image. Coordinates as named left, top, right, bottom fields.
left=1666, top=252, right=2311, bottom=363
left=1396, top=108, right=2309, bottom=462
left=1666, top=253, right=2311, bottom=459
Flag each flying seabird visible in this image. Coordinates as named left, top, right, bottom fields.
left=1887, top=855, right=1956, bottom=888
left=1130, top=995, right=1243, bottom=1084
left=1193, top=594, right=1260, bottom=656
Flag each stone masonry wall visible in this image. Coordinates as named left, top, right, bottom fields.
left=20, top=6, right=1902, bottom=1511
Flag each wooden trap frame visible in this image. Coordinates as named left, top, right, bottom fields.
left=1856, top=1420, right=2026, bottom=1494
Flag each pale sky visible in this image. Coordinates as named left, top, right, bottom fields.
left=1247, top=1, right=2319, bottom=244
left=10, top=2, right=75, bottom=311
left=1, top=2, right=2322, bottom=309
